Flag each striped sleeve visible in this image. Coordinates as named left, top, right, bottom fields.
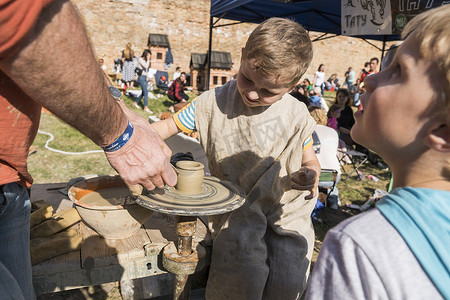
left=172, top=99, right=197, bottom=133
left=303, top=135, right=313, bottom=151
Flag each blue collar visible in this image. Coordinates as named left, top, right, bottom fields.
left=377, top=187, right=450, bottom=299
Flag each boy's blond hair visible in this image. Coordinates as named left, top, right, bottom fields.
left=308, top=106, right=327, bottom=126
left=242, top=17, right=313, bottom=88
left=402, top=5, right=450, bottom=110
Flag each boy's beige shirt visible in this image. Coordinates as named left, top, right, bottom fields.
left=195, top=79, right=317, bottom=298
left=195, top=79, right=316, bottom=217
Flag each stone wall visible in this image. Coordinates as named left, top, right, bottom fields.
left=72, top=0, right=391, bottom=85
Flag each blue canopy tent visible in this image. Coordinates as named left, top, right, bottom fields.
left=206, top=0, right=446, bottom=89
left=206, top=0, right=401, bottom=89
left=210, top=0, right=404, bottom=41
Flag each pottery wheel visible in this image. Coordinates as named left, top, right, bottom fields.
left=135, top=177, right=245, bottom=216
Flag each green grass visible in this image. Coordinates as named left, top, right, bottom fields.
left=29, top=89, right=197, bottom=184
left=124, top=88, right=197, bottom=117
left=30, top=115, right=115, bottom=184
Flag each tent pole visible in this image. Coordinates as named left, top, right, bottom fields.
left=207, top=16, right=213, bottom=91
left=380, top=35, right=387, bottom=64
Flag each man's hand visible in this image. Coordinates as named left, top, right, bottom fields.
left=105, top=102, right=177, bottom=193
left=291, top=166, right=320, bottom=200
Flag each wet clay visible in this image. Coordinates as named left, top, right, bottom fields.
left=175, top=161, right=205, bottom=195
left=138, top=176, right=246, bottom=216
left=79, top=187, right=130, bottom=206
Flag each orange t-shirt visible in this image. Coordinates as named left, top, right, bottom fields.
left=0, top=0, right=55, bottom=187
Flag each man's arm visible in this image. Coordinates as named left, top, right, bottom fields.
left=0, top=0, right=176, bottom=190
left=0, top=1, right=125, bottom=145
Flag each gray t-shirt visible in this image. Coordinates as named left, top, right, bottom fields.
left=306, top=208, right=442, bottom=300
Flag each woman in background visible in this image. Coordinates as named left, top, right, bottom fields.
left=121, top=42, right=135, bottom=88
left=168, top=72, right=189, bottom=103
left=134, top=50, right=152, bottom=113
left=334, top=88, right=354, bottom=147
left=313, top=64, right=326, bottom=95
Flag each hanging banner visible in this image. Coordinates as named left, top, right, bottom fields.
left=342, top=0, right=449, bottom=36
left=391, top=1, right=449, bottom=34
left=341, top=0, right=392, bottom=35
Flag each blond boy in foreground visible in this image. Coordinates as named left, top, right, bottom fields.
left=152, top=18, right=320, bottom=299
left=307, top=5, right=450, bottom=299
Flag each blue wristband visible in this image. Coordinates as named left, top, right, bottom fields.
left=102, top=121, right=134, bottom=152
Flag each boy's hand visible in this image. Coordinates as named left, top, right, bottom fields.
left=292, top=166, right=320, bottom=200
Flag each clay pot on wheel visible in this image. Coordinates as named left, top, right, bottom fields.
left=175, top=161, right=205, bottom=195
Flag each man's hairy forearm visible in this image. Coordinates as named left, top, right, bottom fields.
left=0, top=0, right=126, bottom=147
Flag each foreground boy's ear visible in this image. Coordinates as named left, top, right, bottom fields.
left=425, top=122, right=450, bottom=152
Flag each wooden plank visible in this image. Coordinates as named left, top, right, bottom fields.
left=31, top=222, right=82, bottom=276
left=32, top=250, right=81, bottom=277
left=34, top=256, right=167, bottom=296
left=30, top=183, right=74, bottom=213
left=80, top=222, right=150, bottom=268
left=143, top=212, right=178, bottom=244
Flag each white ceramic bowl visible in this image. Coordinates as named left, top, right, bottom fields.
left=68, top=175, right=152, bottom=239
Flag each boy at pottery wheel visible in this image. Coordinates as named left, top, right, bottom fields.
left=151, top=17, right=320, bottom=299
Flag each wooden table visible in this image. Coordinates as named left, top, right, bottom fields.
left=30, top=183, right=211, bottom=298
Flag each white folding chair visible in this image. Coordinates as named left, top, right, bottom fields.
left=337, top=149, right=368, bottom=181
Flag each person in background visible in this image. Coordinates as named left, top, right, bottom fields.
left=0, top=2, right=177, bottom=298
left=355, top=57, right=379, bottom=111
left=172, top=66, right=181, bottom=81
left=309, top=86, right=329, bottom=113
left=157, top=75, right=169, bottom=92
left=303, top=78, right=313, bottom=94
left=325, top=73, right=340, bottom=91
left=290, top=84, right=310, bottom=106
left=313, top=63, right=326, bottom=95
left=150, top=17, right=320, bottom=299
left=358, top=57, right=379, bottom=90
left=146, top=66, right=157, bottom=91
left=99, top=58, right=107, bottom=72
left=121, top=42, right=135, bottom=88
left=133, top=49, right=152, bottom=113
left=369, top=57, right=379, bottom=74
left=333, top=88, right=355, bottom=147
left=343, top=66, right=355, bottom=88
left=327, top=104, right=351, bottom=163
left=113, top=57, right=123, bottom=74
left=307, top=5, right=450, bottom=299
left=168, top=72, right=189, bottom=103
left=358, top=61, right=370, bottom=82
left=326, top=104, right=341, bottom=131
left=349, top=78, right=361, bottom=104
left=353, top=62, right=370, bottom=107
